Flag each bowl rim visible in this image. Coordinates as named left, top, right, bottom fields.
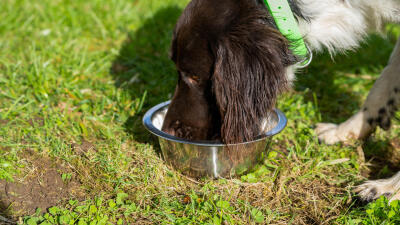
left=142, top=100, right=287, bottom=147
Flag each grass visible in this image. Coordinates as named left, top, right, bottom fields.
left=0, top=0, right=399, bottom=224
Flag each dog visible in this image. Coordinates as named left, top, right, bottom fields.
left=161, top=0, right=400, bottom=202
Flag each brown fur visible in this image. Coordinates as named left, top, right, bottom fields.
left=162, top=0, right=298, bottom=143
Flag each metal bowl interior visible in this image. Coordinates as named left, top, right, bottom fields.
left=143, top=101, right=287, bottom=178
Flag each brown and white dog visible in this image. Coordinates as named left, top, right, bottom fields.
left=161, top=0, right=400, bottom=202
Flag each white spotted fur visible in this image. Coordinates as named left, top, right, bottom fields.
left=297, top=0, right=400, bottom=53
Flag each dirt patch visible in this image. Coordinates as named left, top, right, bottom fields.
left=0, top=149, right=84, bottom=218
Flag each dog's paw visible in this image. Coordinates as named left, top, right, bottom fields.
left=316, top=112, right=370, bottom=145
left=354, top=181, right=394, bottom=202
left=316, top=123, right=342, bottom=145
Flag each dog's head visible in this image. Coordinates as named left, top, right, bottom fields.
left=162, top=0, right=298, bottom=143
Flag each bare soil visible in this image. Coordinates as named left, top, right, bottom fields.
left=0, top=149, right=83, bottom=218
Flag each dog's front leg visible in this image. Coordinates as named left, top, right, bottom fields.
left=316, top=37, right=400, bottom=145
left=355, top=171, right=400, bottom=202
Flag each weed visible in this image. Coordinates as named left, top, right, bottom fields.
left=338, top=197, right=400, bottom=224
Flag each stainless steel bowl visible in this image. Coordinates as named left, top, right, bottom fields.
left=143, top=101, right=287, bottom=178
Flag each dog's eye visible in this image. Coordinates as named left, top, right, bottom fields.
left=181, top=72, right=200, bottom=85
left=188, top=74, right=200, bottom=81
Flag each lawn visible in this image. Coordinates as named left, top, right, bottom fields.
left=0, top=0, right=399, bottom=224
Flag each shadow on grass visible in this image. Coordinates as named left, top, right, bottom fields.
left=361, top=137, right=400, bottom=180
left=110, top=6, right=182, bottom=146
left=295, top=33, right=397, bottom=123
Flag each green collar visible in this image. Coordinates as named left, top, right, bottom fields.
left=263, top=0, right=311, bottom=67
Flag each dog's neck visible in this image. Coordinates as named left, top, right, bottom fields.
left=293, top=0, right=400, bottom=53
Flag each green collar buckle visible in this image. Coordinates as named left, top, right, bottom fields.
left=263, top=0, right=312, bottom=68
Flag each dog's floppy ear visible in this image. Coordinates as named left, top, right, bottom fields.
left=212, top=16, right=296, bottom=144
